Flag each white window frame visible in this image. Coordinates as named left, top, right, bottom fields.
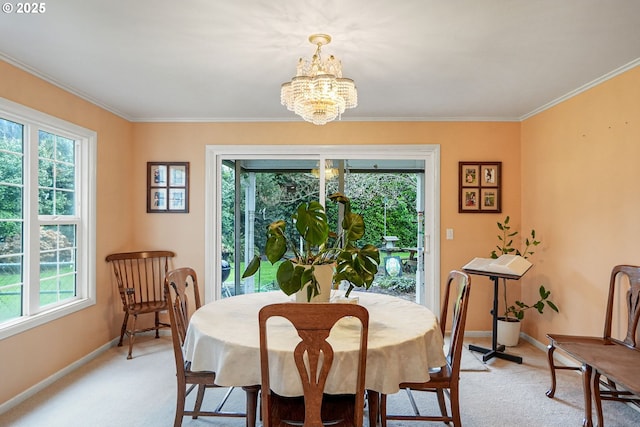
left=204, top=144, right=441, bottom=314
left=0, top=97, right=96, bottom=339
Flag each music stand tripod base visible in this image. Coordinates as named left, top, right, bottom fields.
left=468, top=343, right=522, bottom=364
left=463, top=269, right=529, bottom=365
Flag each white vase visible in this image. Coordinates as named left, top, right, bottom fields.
left=496, top=317, right=521, bottom=347
left=295, top=264, right=335, bottom=303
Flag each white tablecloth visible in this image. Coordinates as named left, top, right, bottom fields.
left=183, top=291, right=446, bottom=396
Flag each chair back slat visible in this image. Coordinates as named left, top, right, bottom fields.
left=604, top=265, right=640, bottom=348
left=441, top=270, right=472, bottom=375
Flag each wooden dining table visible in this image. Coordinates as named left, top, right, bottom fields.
left=183, top=290, right=446, bottom=427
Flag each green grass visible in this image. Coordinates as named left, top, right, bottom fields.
left=226, top=260, right=280, bottom=293
left=0, top=267, right=76, bottom=322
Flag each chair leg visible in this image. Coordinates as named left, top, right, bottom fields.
left=118, top=311, right=129, bottom=347
left=592, top=371, right=604, bottom=427
left=174, top=387, right=186, bottom=427
left=581, top=364, right=594, bottom=427
left=127, top=314, right=138, bottom=359
left=449, top=387, right=460, bottom=427
left=380, top=394, right=387, bottom=427
left=435, top=389, right=450, bottom=423
left=367, top=390, right=379, bottom=427
left=243, top=385, right=260, bottom=427
left=546, top=342, right=557, bottom=398
left=192, top=384, right=207, bottom=419
left=154, top=311, right=161, bottom=339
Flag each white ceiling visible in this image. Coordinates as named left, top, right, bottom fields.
left=1, top=0, right=639, bottom=123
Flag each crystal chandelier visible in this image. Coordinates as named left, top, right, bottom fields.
left=281, top=34, right=357, bottom=125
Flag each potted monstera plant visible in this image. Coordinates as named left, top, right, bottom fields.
left=242, top=192, right=380, bottom=302
left=491, top=216, right=559, bottom=346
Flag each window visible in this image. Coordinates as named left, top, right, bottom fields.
left=0, top=98, right=96, bottom=339
left=205, top=145, right=441, bottom=313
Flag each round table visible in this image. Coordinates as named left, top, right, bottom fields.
left=183, top=290, right=446, bottom=397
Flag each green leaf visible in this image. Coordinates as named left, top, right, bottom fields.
left=547, top=300, right=559, bottom=312
left=343, top=211, right=365, bottom=242
left=242, top=255, right=261, bottom=278
left=276, top=261, right=304, bottom=295
left=293, top=201, right=329, bottom=247
left=265, top=220, right=287, bottom=263
left=533, top=301, right=545, bottom=313
left=334, top=244, right=380, bottom=290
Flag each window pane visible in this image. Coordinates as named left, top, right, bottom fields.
left=56, top=137, right=74, bottom=163
left=56, top=163, right=74, bottom=190
left=0, top=118, right=23, bottom=152
left=0, top=118, right=24, bottom=322
left=0, top=255, right=23, bottom=322
left=38, top=159, right=54, bottom=188
left=39, top=225, right=77, bottom=307
left=38, top=188, right=54, bottom=215
left=55, top=190, right=75, bottom=215
left=0, top=223, right=22, bottom=256
left=38, top=131, right=76, bottom=217
left=38, top=131, right=55, bottom=159
left=0, top=186, right=22, bottom=219
left=0, top=151, right=23, bottom=184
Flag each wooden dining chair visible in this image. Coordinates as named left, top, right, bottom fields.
left=165, top=267, right=257, bottom=427
left=258, top=302, right=369, bottom=427
left=380, top=270, right=472, bottom=427
left=106, top=250, right=175, bottom=359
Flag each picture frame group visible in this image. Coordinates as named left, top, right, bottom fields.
left=458, top=161, right=501, bottom=213
left=147, top=162, right=189, bottom=213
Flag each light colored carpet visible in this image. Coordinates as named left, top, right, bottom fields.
left=460, top=344, right=489, bottom=372
left=2, top=336, right=640, bottom=426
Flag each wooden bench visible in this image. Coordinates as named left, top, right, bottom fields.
left=106, top=250, right=175, bottom=359
left=546, top=265, right=640, bottom=427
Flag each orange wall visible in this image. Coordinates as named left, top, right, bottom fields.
left=0, top=61, right=134, bottom=404
left=520, top=65, right=640, bottom=343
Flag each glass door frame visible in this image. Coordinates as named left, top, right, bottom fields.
left=205, top=144, right=441, bottom=313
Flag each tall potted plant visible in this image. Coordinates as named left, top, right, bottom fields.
left=491, top=216, right=559, bottom=345
left=242, top=192, right=380, bottom=302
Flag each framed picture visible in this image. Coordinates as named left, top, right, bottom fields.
left=147, top=162, right=189, bottom=213
left=459, top=161, right=501, bottom=213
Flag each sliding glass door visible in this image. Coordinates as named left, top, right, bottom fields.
left=206, top=145, right=440, bottom=312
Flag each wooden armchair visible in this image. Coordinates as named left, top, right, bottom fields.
left=165, top=267, right=256, bottom=427
left=380, top=270, right=472, bottom=427
left=105, top=250, right=175, bottom=359
left=258, top=302, right=369, bottom=427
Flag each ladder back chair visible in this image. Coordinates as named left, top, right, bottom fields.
left=259, top=302, right=369, bottom=427
left=546, top=265, right=640, bottom=426
left=380, top=270, right=472, bottom=427
left=105, top=250, right=175, bottom=359
left=165, top=267, right=257, bottom=427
